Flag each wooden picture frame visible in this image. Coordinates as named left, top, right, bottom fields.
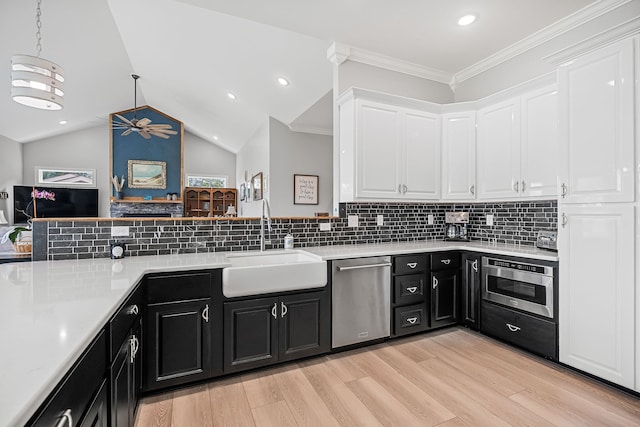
left=239, top=183, right=246, bottom=201
left=127, top=160, right=167, bottom=189
left=252, top=172, right=263, bottom=201
left=293, top=174, right=318, bottom=205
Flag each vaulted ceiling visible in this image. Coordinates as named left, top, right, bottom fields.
left=1, top=0, right=600, bottom=153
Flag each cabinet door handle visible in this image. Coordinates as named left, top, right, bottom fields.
left=402, top=184, right=408, bottom=194
left=281, top=302, right=288, bottom=317
left=561, top=183, right=567, bottom=198
left=561, top=213, right=568, bottom=228
left=469, top=184, right=475, bottom=195
left=433, top=277, right=438, bottom=289
left=513, top=181, right=519, bottom=192
left=55, top=409, right=73, bottom=427
left=271, top=302, right=278, bottom=320
left=506, top=323, right=521, bottom=332
left=472, top=259, right=478, bottom=273
left=406, top=286, right=418, bottom=294
left=129, top=335, right=139, bottom=364
left=406, top=317, right=418, bottom=325
left=521, top=180, right=526, bottom=192
left=441, top=259, right=451, bottom=265
left=202, top=304, right=210, bottom=323
left=398, top=184, right=402, bottom=194
left=126, top=304, right=139, bottom=316
left=407, top=262, right=417, bottom=269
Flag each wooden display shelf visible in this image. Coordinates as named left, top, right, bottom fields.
left=110, top=197, right=183, bottom=204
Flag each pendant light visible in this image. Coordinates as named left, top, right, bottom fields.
left=11, top=0, right=64, bottom=110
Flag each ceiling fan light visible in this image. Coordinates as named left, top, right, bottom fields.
left=11, top=55, right=64, bottom=110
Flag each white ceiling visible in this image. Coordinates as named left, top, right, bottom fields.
left=1, top=0, right=600, bottom=153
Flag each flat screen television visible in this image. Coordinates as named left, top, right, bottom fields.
left=13, top=185, right=98, bottom=223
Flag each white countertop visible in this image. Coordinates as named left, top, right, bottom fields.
left=0, top=242, right=556, bottom=427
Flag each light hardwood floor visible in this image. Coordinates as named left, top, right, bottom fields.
left=134, top=328, right=640, bottom=426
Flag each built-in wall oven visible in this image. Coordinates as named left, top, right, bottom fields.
left=482, top=257, right=554, bottom=319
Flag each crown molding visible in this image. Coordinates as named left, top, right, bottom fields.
left=543, top=16, right=640, bottom=65
left=327, top=43, right=351, bottom=65
left=287, top=124, right=333, bottom=136
left=453, top=0, right=633, bottom=85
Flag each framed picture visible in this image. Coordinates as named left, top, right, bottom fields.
left=252, top=172, right=263, bottom=201
left=239, top=183, right=246, bottom=201
left=127, top=160, right=167, bottom=189
left=35, top=167, right=96, bottom=187
left=293, top=174, right=318, bottom=205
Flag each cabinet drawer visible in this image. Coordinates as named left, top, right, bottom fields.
left=394, top=274, right=426, bottom=305
left=30, top=331, right=107, bottom=427
left=481, top=302, right=557, bottom=359
left=394, top=304, right=428, bottom=336
left=146, top=272, right=211, bottom=303
left=109, top=284, right=143, bottom=361
left=394, top=255, right=427, bottom=275
left=431, top=252, right=460, bottom=271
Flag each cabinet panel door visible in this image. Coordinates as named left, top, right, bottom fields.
left=477, top=98, right=521, bottom=199
left=357, top=102, right=402, bottom=199
left=461, top=254, right=480, bottom=329
left=521, top=86, right=558, bottom=198
left=224, top=297, right=278, bottom=373
left=403, top=111, right=440, bottom=199
left=442, top=112, right=476, bottom=200
left=431, top=270, right=459, bottom=328
left=558, top=37, right=635, bottom=203
left=279, top=291, right=330, bottom=362
left=145, top=299, right=212, bottom=391
left=80, top=380, right=108, bottom=427
left=558, top=204, right=634, bottom=388
left=111, top=336, right=132, bottom=427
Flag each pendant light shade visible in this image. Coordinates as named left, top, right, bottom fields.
left=11, top=54, right=64, bottom=110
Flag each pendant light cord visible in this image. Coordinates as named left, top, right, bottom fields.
left=35, top=0, right=42, bottom=57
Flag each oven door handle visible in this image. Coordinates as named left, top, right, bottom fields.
left=506, top=323, right=521, bottom=332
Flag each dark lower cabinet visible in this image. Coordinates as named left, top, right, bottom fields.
left=81, top=380, right=108, bottom=427
left=461, top=253, right=481, bottom=329
left=430, top=269, right=459, bottom=328
left=224, top=290, right=329, bottom=373
left=111, top=317, right=142, bottom=427
left=145, top=298, right=212, bottom=391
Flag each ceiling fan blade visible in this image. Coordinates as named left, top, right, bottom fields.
left=149, top=131, right=170, bottom=139
left=148, top=124, right=173, bottom=129
left=140, top=131, right=151, bottom=139
left=121, top=129, right=133, bottom=136
left=115, top=114, right=134, bottom=126
left=150, top=128, right=178, bottom=135
left=137, top=117, right=151, bottom=127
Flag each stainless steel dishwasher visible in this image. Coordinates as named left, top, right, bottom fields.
left=332, top=256, right=391, bottom=348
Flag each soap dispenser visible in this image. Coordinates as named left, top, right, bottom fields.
left=284, top=230, right=294, bottom=249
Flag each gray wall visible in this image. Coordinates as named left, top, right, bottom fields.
left=236, top=121, right=270, bottom=217
left=183, top=131, right=237, bottom=188
left=269, top=118, right=332, bottom=217
left=0, top=135, right=23, bottom=224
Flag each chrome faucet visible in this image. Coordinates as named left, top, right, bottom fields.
left=260, top=199, right=271, bottom=251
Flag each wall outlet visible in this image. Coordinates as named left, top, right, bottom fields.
left=319, top=222, right=331, bottom=231
left=347, top=215, right=359, bottom=227
left=427, top=214, right=434, bottom=225
left=376, top=215, right=384, bottom=226
left=111, top=226, right=129, bottom=237
left=486, top=214, right=494, bottom=226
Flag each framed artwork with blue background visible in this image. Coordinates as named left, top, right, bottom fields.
left=110, top=106, right=183, bottom=200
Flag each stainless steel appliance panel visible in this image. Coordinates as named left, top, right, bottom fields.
left=332, top=256, right=391, bottom=348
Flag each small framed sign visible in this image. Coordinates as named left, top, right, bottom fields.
left=293, top=174, right=318, bottom=205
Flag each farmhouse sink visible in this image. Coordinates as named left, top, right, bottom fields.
left=222, top=250, right=327, bottom=297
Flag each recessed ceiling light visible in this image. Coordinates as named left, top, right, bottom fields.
left=277, top=77, right=289, bottom=86
left=458, top=14, right=477, bottom=26
left=213, top=135, right=219, bottom=141
left=227, top=92, right=237, bottom=100
left=59, top=120, right=67, bottom=125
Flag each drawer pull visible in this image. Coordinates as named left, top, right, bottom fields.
left=406, top=286, right=418, bottom=294
left=126, top=304, right=139, bottom=316
left=281, top=302, right=288, bottom=317
left=271, top=302, right=278, bottom=320
left=407, top=262, right=418, bottom=269
left=433, top=277, right=438, bottom=289
left=129, top=335, right=140, bottom=364
left=441, top=259, right=451, bottom=265
left=406, top=317, right=418, bottom=325
left=506, top=323, right=521, bottom=332
left=55, top=409, right=73, bottom=427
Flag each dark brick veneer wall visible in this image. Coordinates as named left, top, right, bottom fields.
left=32, top=200, right=557, bottom=261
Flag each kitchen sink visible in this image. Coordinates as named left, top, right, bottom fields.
left=222, top=250, right=327, bottom=297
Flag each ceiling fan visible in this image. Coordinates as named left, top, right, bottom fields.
left=111, top=74, right=178, bottom=140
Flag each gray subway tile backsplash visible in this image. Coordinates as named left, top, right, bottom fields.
left=33, top=200, right=557, bottom=261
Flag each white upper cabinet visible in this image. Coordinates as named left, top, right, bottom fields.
left=441, top=111, right=476, bottom=200
left=477, top=98, right=521, bottom=199
left=403, top=111, right=441, bottom=199
left=558, top=37, right=635, bottom=203
left=520, top=86, right=558, bottom=198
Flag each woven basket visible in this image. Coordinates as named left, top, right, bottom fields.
left=13, top=239, right=32, bottom=253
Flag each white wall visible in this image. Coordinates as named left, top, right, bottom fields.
left=269, top=118, right=332, bottom=217
left=236, top=121, right=270, bottom=217
left=22, top=125, right=112, bottom=217
left=0, top=135, right=23, bottom=224
left=184, top=132, right=236, bottom=187
left=338, top=60, right=454, bottom=103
